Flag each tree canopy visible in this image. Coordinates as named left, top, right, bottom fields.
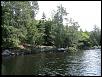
left=1, top=1, right=101, bottom=51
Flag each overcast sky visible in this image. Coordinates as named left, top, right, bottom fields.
left=35, top=1, right=101, bottom=31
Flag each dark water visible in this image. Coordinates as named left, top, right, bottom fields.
left=2, top=49, right=101, bottom=76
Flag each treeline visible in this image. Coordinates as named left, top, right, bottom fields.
left=1, top=1, right=101, bottom=51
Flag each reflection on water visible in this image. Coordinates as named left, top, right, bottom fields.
left=2, top=49, right=101, bottom=76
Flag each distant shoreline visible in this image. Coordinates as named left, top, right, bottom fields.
left=2, top=45, right=101, bottom=57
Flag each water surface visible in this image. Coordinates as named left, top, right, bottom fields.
left=2, top=49, right=101, bottom=76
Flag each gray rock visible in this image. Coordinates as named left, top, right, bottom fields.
left=11, top=53, right=15, bottom=55
left=2, top=50, right=11, bottom=56
left=57, top=48, right=65, bottom=52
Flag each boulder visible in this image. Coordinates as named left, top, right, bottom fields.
left=57, top=48, right=65, bottom=52
left=2, top=50, right=11, bottom=56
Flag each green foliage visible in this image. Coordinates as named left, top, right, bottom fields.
left=44, top=20, right=53, bottom=46
left=51, top=4, right=68, bottom=48
left=77, top=31, right=91, bottom=49
left=2, top=25, right=21, bottom=47
left=1, top=1, right=39, bottom=48
left=2, top=2, right=101, bottom=52
left=89, top=25, right=101, bottom=46
left=68, top=47, right=77, bottom=52
left=26, top=20, right=43, bottom=46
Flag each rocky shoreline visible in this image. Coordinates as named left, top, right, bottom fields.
left=2, top=46, right=67, bottom=56
left=2, top=45, right=101, bottom=56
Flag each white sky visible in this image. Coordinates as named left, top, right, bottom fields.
left=35, top=1, right=101, bottom=31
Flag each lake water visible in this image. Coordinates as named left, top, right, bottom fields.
left=2, top=49, right=101, bottom=76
